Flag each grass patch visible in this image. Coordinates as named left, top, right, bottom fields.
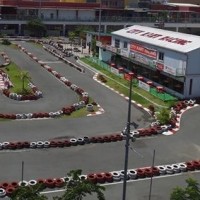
left=3, top=62, right=32, bottom=94
left=81, top=57, right=177, bottom=108
left=28, top=41, right=43, bottom=48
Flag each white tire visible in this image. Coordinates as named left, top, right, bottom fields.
left=18, top=180, right=28, bottom=187
left=157, top=165, right=166, bottom=175
left=30, top=142, right=37, bottom=148
left=36, top=141, right=44, bottom=148
left=28, top=180, right=37, bottom=186
left=79, top=175, right=87, bottom=180
left=0, top=143, right=3, bottom=150
left=2, top=142, right=10, bottom=148
left=178, top=163, right=187, bottom=172
left=165, top=165, right=174, bottom=174
left=128, top=169, right=137, bottom=179
left=43, top=141, right=50, bottom=148
left=111, top=171, right=121, bottom=182
left=0, top=188, right=6, bottom=198
left=172, top=164, right=181, bottom=173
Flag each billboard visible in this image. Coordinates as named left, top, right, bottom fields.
left=130, top=43, right=157, bottom=59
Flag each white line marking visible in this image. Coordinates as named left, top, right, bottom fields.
left=40, top=171, right=200, bottom=195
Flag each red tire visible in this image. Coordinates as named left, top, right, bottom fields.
left=110, top=135, right=118, bottom=142
left=8, top=142, right=17, bottom=150
left=152, top=167, right=160, bottom=176
left=37, top=179, right=45, bottom=187
left=104, top=172, right=113, bottom=183
left=87, top=174, right=97, bottom=184
left=192, top=160, right=200, bottom=170
left=10, top=182, right=18, bottom=188
left=16, top=142, right=24, bottom=149
left=57, top=141, right=64, bottom=148
left=6, top=187, right=15, bottom=197
left=96, top=173, right=105, bottom=184
left=50, top=141, right=58, bottom=148
left=54, top=178, right=64, bottom=188
left=136, top=169, right=145, bottom=178
left=103, top=136, right=111, bottom=143
left=23, top=141, right=30, bottom=148
left=90, top=137, right=97, bottom=143
left=63, top=140, right=71, bottom=147
left=186, top=161, right=195, bottom=171
left=144, top=168, right=153, bottom=177
left=1, top=182, right=9, bottom=189
left=96, top=137, right=104, bottom=143
left=45, top=178, right=55, bottom=188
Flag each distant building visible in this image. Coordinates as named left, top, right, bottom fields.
left=98, top=25, right=200, bottom=99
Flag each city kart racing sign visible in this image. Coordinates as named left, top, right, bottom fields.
left=130, top=43, right=157, bottom=59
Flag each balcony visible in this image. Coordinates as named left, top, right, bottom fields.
left=1, top=14, right=200, bottom=24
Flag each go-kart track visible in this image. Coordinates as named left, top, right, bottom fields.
left=0, top=41, right=199, bottom=200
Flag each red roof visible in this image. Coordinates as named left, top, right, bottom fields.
left=0, top=0, right=100, bottom=9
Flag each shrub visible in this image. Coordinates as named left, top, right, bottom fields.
left=156, top=108, right=171, bottom=125
left=97, top=74, right=107, bottom=83
left=2, top=39, right=11, bottom=45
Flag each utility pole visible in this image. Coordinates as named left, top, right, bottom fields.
left=122, top=72, right=134, bottom=200
left=98, top=0, right=102, bottom=40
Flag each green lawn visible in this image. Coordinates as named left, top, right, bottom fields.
left=3, top=62, right=31, bottom=94
left=81, top=57, right=177, bottom=108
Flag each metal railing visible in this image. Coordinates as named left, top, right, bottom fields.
left=1, top=14, right=200, bottom=23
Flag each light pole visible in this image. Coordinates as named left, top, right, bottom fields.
left=98, top=0, right=102, bottom=40
left=122, top=72, right=134, bottom=200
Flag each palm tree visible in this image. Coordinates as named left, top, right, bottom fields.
left=54, top=169, right=105, bottom=200
left=20, top=71, right=30, bottom=94
left=10, top=183, right=47, bottom=200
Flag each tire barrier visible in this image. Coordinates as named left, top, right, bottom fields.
left=38, top=40, right=84, bottom=73
left=0, top=160, right=199, bottom=197
left=0, top=52, right=11, bottom=67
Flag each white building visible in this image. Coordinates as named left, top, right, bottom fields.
left=98, top=25, right=200, bottom=99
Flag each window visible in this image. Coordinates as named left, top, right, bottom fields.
left=158, top=52, right=164, bottom=61
left=115, top=39, right=120, bottom=48
left=123, top=41, right=127, bottom=49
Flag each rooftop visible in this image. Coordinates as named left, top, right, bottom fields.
left=112, top=25, right=200, bottom=53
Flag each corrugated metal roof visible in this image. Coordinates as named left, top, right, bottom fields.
left=112, top=25, right=200, bottom=53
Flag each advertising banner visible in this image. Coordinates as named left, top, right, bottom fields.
left=130, top=43, right=157, bottom=59
left=138, top=80, right=150, bottom=92
left=111, top=67, right=119, bottom=75
left=120, top=49, right=129, bottom=58
left=164, top=65, right=177, bottom=76
left=124, top=73, right=132, bottom=81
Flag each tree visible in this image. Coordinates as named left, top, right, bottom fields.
left=156, top=108, right=171, bottom=125
left=54, top=169, right=105, bottom=200
left=10, top=183, right=47, bottom=200
left=27, top=19, right=46, bottom=37
left=170, top=178, right=200, bottom=200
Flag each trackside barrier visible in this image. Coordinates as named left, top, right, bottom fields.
left=0, top=160, right=199, bottom=197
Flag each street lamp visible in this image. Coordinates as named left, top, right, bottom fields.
left=98, top=0, right=102, bottom=40
left=122, top=72, right=135, bottom=200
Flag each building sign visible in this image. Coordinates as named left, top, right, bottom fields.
left=120, top=49, right=129, bottom=58
left=111, top=67, right=119, bottom=75
left=138, top=80, right=150, bottom=92
left=124, top=73, right=132, bottom=81
left=130, top=43, right=157, bottom=59
left=135, top=53, right=150, bottom=65
left=126, top=28, right=192, bottom=46
left=164, top=65, right=177, bottom=76
left=156, top=62, right=164, bottom=71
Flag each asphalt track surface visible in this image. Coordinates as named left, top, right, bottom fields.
left=0, top=42, right=199, bottom=199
